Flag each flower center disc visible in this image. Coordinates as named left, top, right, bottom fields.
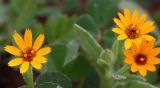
left=125, top=24, right=139, bottom=39
left=22, top=49, right=35, bottom=62
left=135, top=54, right=147, bottom=65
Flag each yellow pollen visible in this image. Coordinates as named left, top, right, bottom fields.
left=24, top=54, right=28, bottom=58
left=140, top=58, right=144, bottom=61
left=31, top=50, right=34, bottom=54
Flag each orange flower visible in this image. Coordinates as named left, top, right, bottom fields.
left=124, top=40, right=160, bottom=77
left=112, top=8, right=155, bottom=49
left=4, top=29, right=51, bottom=74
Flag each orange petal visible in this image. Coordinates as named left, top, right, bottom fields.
left=33, top=34, right=45, bottom=50
left=37, top=47, right=51, bottom=56
left=33, top=56, right=47, bottom=63
left=20, top=62, right=30, bottom=74
left=131, top=63, right=138, bottom=72
left=139, top=66, right=147, bottom=77
left=148, top=57, right=160, bottom=64
left=31, top=61, right=42, bottom=70
left=13, top=32, right=26, bottom=50
left=8, top=58, right=23, bottom=67
left=124, top=58, right=134, bottom=64
left=124, top=50, right=134, bottom=58
left=146, top=64, right=156, bottom=72
left=4, top=45, right=21, bottom=56
left=24, top=29, right=32, bottom=48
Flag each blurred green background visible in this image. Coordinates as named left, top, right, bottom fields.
left=0, top=0, right=160, bottom=88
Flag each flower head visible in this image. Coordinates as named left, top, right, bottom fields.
left=112, top=8, right=155, bottom=49
left=4, top=29, right=51, bottom=74
left=124, top=40, right=160, bottom=77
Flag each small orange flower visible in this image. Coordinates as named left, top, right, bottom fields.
left=112, top=8, right=155, bottom=49
left=4, top=29, right=51, bottom=74
left=124, top=40, right=160, bottom=77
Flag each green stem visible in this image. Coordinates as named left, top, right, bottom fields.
left=117, top=64, right=130, bottom=74
left=22, top=66, right=34, bottom=88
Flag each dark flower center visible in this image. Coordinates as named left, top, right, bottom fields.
left=125, top=24, right=140, bottom=39
left=135, top=54, right=147, bottom=65
left=21, top=48, right=36, bottom=62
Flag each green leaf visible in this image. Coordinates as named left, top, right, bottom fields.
left=44, top=15, right=76, bottom=43
left=76, top=15, right=97, bottom=36
left=112, top=40, right=119, bottom=59
left=36, top=72, right=72, bottom=88
left=73, top=24, right=103, bottom=64
left=12, top=0, right=39, bottom=30
left=36, top=82, right=57, bottom=88
left=125, top=80, right=157, bottom=88
left=49, top=44, right=67, bottom=71
left=87, top=0, right=118, bottom=28
left=63, top=39, right=80, bottom=66
left=63, top=55, right=91, bottom=80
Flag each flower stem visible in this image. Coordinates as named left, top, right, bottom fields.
left=22, top=66, right=34, bottom=88
left=117, top=64, right=130, bottom=74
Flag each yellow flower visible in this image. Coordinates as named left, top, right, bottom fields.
left=124, top=40, right=160, bottom=77
left=4, top=29, right=51, bottom=74
left=112, top=8, right=155, bottom=49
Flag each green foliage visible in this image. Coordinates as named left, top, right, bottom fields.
left=36, top=72, right=72, bottom=88
left=1, top=0, right=160, bottom=88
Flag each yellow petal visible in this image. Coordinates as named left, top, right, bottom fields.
left=136, top=14, right=147, bottom=26
left=8, top=58, right=23, bottom=67
left=13, top=32, right=26, bottom=50
left=140, top=21, right=155, bottom=34
left=37, top=47, right=51, bottom=56
left=24, top=29, right=32, bottom=48
left=141, top=35, right=155, bottom=41
left=31, top=61, right=42, bottom=70
left=124, top=8, right=131, bottom=23
left=4, top=45, right=21, bottom=56
left=20, top=62, right=30, bottom=74
left=33, top=34, right=45, bottom=50
left=131, top=9, right=138, bottom=24
left=112, top=28, right=125, bottom=35
left=33, top=56, right=47, bottom=63
left=124, top=58, right=134, bottom=64
left=118, top=12, right=128, bottom=26
left=148, top=57, right=160, bottom=64
left=131, top=63, right=138, bottom=73
left=146, top=64, right=156, bottom=72
left=139, top=66, right=147, bottom=77
left=113, top=18, right=125, bottom=30
left=117, top=34, right=127, bottom=40
left=124, top=39, right=132, bottom=49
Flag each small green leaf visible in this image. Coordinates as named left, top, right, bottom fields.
left=112, top=40, right=119, bottom=59
left=36, top=82, right=57, bottom=88
left=73, top=24, right=103, bottom=64
left=36, top=72, right=72, bottom=88
left=63, top=39, right=79, bottom=66
left=76, top=15, right=97, bottom=36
